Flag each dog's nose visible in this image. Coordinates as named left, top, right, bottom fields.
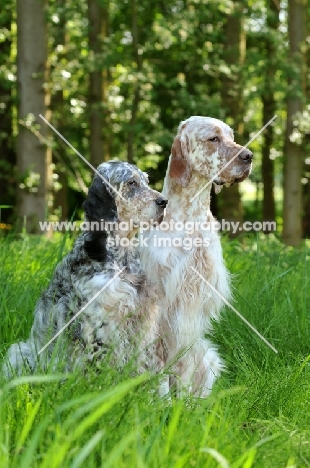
left=156, top=197, right=168, bottom=207
left=239, top=149, right=253, bottom=162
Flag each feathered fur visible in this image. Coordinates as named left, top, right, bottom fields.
left=3, top=161, right=167, bottom=378
left=140, top=116, right=253, bottom=396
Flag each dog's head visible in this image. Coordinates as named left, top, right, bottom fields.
left=169, top=116, right=253, bottom=192
left=83, top=161, right=167, bottom=231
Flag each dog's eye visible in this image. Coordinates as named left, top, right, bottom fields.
left=127, top=180, right=137, bottom=186
left=208, top=137, right=219, bottom=142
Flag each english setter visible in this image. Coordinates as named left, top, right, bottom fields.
left=3, top=161, right=167, bottom=378
left=140, top=116, right=253, bottom=397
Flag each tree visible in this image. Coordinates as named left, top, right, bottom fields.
left=219, top=1, right=246, bottom=229
left=51, top=0, right=69, bottom=221
left=16, top=0, right=51, bottom=232
left=261, top=0, right=279, bottom=226
left=303, top=159, right=310, bottom=236
left=88, top=0, right=110, bottom=166
left=302, top=1, right=310, bottom=237
left=126, top=0, right=142, bottom=164
left=283, top=0, right=307, bottom=246
left=0, top=3, right=16, bottom=224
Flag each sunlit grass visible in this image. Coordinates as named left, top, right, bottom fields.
left=0, top=233, right=309, bottom=467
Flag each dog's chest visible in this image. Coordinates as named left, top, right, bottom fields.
left=72, top=269, right=147, bottom=356
left=142, top=227, right=230, bottom=329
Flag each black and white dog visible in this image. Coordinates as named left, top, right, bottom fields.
left=3, top=161, right=167, bottom=378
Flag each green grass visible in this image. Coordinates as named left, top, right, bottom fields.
left=0, top=232, right=310, bottom=467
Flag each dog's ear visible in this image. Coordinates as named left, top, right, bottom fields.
left=83, top=176, right=118, bottom=223
left=169, top=133, right=192, bottom=187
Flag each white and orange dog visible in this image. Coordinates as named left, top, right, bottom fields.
left=140, top=116, right=253, bottom=397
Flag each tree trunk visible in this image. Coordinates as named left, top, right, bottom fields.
left=127, top=0, right=142, bottom=164
left=51, top=0, right=68, bottom=222
left=303, top=165, right=310, bottom=237
left=16, top=0, right=51, bottom=233
left=0, top=7, right=16, bottom=224
left=283, top=0, right=307, bottom=246
left=88, top=0, right=110, bottom=167
left=303, top=8, right=310, bottom=238
left=219, top=2, right=245, bottom=232
left=261, top=0, right=279, bottom=227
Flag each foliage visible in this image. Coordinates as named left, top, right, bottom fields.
left=0, top=0, right=309, bottom=223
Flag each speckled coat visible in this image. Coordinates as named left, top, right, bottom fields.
left=140, top=116, right=253, bottom=397
left=3, top=161, right=167, bottom=378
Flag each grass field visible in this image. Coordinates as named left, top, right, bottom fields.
left=0, top=233, right=309, bottom=467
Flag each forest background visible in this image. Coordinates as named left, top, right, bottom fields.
left=0, top=0, right=309, bottom=246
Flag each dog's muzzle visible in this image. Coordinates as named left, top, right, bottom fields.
left=156, top=197, right=168, bottom=207
left=238, top=149, right=253, bottom=164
